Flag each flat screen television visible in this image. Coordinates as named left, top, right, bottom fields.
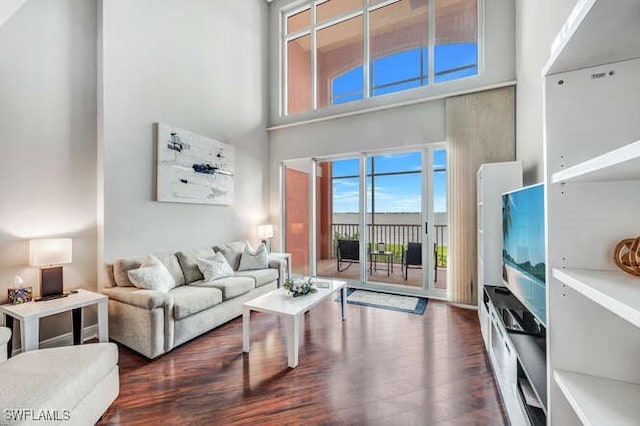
left=502, top=183, right=546, bottom=326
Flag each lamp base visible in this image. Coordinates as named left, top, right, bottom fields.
left=40, top=266, right=64, bottom=299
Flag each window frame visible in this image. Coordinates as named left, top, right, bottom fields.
left=281, top=0, right=483, bottom=117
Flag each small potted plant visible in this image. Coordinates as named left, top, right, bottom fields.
left=283, top=277, right=317, bottom=297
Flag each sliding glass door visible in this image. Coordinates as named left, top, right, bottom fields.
left=282, top=146, right=447, bottom=297
left=315, top=158, right=362, bottom=281
left=365, top=152, right=425, bottom=288
left=283, top=160, right=312, bottom=276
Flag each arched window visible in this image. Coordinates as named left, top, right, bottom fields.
left=283, top=0, right=479, bottom=115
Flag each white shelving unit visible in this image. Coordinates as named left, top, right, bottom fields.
left=544, top=1, right=640, bottom=424
left=476, top=162, right=523, bottom=424
left=476, top=162, right=523, bottom=307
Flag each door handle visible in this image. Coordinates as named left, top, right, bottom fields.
left=425, top=222, right=428, bottom=235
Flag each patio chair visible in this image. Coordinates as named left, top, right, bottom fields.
left=402, top=242, right=422, bottom=280
left=337, top=239, right=359, bottom=272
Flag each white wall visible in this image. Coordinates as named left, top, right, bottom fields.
left=515, top=0, right=577, bottom=184
left=0, top=0, right=98, bottom=339
left=99, top=0, right=270, bottom=274
left=0, top=0, right=27, bottom=28
left=268, top=0, right=516, bottom=127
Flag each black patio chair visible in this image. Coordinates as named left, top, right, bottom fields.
left=402, top=242, right=422, bottom=280
left=336, top=239, right=359, bottom=272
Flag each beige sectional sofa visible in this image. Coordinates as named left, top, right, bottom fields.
left=103, top=241, right=283, bottom=359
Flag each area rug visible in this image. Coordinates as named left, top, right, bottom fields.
left=337, top=288, right=428, bottom=315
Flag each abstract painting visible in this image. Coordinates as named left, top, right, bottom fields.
left=156, top=123, right=234, bottom=205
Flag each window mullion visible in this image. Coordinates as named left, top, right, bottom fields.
left=363, top=0, right=370, bottom=100
left=428, top=0, right=436, bottom=85
left=311, top=4, right=317, bottom=110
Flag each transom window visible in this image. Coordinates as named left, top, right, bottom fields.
left=283, top=0, right=479, bottom=116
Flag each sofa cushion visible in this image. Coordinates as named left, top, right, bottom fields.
left=170, top=286, right=223, bottom=320
left=190, top=276, right=254, bottom=300
left=235, top=269, right=279, bottom=288
left=197, top=252, right=234, bottom=281
left=128, top=255, right=175, bottom=293
left=238, top=244, right=269, bottom=271
left=113, top=257, right=144, bottom=287
left=154, top=254, right=186, bottom=287
left=213, top=240, right=247, bottom=271
left=0, top=343, right=118, bottom=417
left=176, top=247, right=215, bottom=284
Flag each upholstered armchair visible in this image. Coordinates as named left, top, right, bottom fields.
left=0, top=326, right=11, bottom=362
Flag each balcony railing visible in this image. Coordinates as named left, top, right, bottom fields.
left=331, top=223, right=447, bottom=267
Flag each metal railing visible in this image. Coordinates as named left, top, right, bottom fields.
left=331, top=223, right=447, bottom=267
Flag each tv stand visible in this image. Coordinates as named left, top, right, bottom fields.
left=481, top=286, right=547, bottom=425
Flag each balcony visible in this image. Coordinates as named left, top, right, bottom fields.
left=314, top=222, right=448, bottom=289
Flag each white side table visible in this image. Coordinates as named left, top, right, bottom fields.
left=243, top=279, right=346, bottom=368
left=269, top=252, right=292, bottom=282
left=0, top=289, right=108, bottom=358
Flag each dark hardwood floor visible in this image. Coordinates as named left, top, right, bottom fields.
left=98, top=298, right=507, bottom=425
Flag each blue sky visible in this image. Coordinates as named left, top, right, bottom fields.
left=332, top=43, right=478, bottom=104
left=331, top=150, right=446, bottom=213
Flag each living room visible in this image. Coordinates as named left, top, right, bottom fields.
left=1, top=0, right=639, bottom=424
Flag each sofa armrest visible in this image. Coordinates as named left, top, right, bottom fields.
left=268, top=257, right=285, bottom=270
left=268, top=256, right=286, bottom=287
left=102, top=287, right=172, bottom=310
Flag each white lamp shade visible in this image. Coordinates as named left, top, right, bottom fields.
left=29, top=238, right=72, bottom=266
left=257, top=225, right=274, bottom=239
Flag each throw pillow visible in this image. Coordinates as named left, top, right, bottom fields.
left=238, top=244, right=269, bottom=271
left=214, top=240, right=247, bottom=271
left=197, top=252, right=234, bottom=281
left=127, top=255, right=176, bottom=293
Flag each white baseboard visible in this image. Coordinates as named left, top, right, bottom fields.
left=10, top=324, right=99, bottom=356
left=450, top=302, right=479, bottom=311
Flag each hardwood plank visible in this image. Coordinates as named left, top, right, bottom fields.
left=98, top=299, right=506, bottom=425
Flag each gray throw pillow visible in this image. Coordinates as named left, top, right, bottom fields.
left=176, top=247, right=215, bottom=283
left=214, top=240, right=247, bottom=271
left=197, top=252, right=234, bottom=281
left=238, top=244, right=269, bottom=271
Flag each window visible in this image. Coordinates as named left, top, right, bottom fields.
left=283, top=0, right=479, bottom=116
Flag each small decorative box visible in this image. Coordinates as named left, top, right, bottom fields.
left=8, top=287, right=32, bottom=304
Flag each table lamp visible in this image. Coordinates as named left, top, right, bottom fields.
left=29, top=238, right=72, bottom=300
left=258, top=225, right=274, bottom=252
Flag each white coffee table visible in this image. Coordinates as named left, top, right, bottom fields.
left=242, top=278, right=347, bottom=368
left=0, top=289, right=108, bottom=358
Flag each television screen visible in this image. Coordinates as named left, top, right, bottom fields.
left=502, top=183, right=546, bottom=326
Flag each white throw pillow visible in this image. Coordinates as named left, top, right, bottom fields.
left=197, top=252, right=234, bottom=281
left=238, top=244, right=269, bottom=271
left=127, top=255, right=175, bottom=293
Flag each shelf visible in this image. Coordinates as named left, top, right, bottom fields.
left=553, top=369, right=640, bottom=425
left=553, top=268, right=640, bottom=328
left=552, top=139, right=640, bottom=183
left=543, top=0, right=640, bottom=75
left=510, top=333, right=547, bottom=412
